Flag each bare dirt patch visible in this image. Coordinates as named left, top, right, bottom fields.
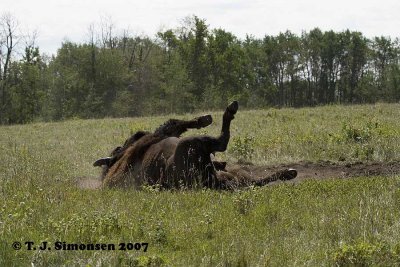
left=245, top=160, right=400, bottom=185
left=76, top=161, right=400, bottom=189
left=76, top=176, right=102, bottom=189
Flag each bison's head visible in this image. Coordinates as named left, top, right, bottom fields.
left=94, top=130, right=150, bottom=179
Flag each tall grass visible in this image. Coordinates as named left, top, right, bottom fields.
left=1, top=103, right=400, bottom=266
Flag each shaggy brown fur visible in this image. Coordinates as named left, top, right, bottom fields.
left=94, top=101, right=297, bottom=189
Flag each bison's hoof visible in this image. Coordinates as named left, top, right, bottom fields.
left=197, top=114, right=213, bottom=128
left=279, top=168, right=297, bottom=181
left=227, top=101, right=239, bottom=115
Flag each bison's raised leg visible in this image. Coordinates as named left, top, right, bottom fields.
left=203, top=100, right=238, bottom=154
left=167, top=101, right=239, bottom=188
left=154, top=114, right=213, bottom=137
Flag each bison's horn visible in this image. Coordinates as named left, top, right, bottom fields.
left=93, top=157, right=113, bottom=167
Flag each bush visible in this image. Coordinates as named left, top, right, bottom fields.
left=229, top=135, right=255, bottom=161
left=333, top=241, right=400, bottom=266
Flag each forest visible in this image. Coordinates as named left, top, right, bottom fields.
left=0, top=14, right=399, bottom=124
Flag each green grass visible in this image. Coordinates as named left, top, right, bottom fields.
left=1, top=103, right=400, bottom=266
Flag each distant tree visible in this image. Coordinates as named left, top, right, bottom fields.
left=8, top=45, right=44, bottom=123
left=185, top=16, right=210, bottom=103
left=0, top=13, right=19, bottom=123
left=343, top=31, right=369, bottom=103
left=263, top=31, right=300, bottom=106
left=299, top=29, right=323, bottom=106
left=371, top=36, right=398, bottom=99
left=242, top=36, right=274, bottom=107
left=157, top=29, right=195, bottom=113
left=207, top=28, right=246, bottom=108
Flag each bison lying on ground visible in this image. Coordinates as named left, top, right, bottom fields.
left=94, top=101, right=297, bottom=189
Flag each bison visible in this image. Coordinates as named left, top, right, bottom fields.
left=94, top=101, right=297, bottom=190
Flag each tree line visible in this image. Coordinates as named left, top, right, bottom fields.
left=0, top=14, right=399, bottom=124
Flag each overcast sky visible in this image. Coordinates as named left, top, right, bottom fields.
left=4, top=0, right=400, bottom=55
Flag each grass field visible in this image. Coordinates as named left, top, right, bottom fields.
left=1, top=103, right=400, bottom=266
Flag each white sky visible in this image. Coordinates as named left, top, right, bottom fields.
left=3, top=0, right=400, bottom=55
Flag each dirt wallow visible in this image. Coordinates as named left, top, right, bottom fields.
left=78, top=101, right=400, bottom=190
left=231, top=160, right=400, bottom=185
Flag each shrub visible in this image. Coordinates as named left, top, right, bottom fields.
left=230, top=135, right=255, bottom=161
left=333, top=241, right=400, bottom=266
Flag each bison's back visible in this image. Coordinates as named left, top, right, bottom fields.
left=102, top=134, right=166, bottom=188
